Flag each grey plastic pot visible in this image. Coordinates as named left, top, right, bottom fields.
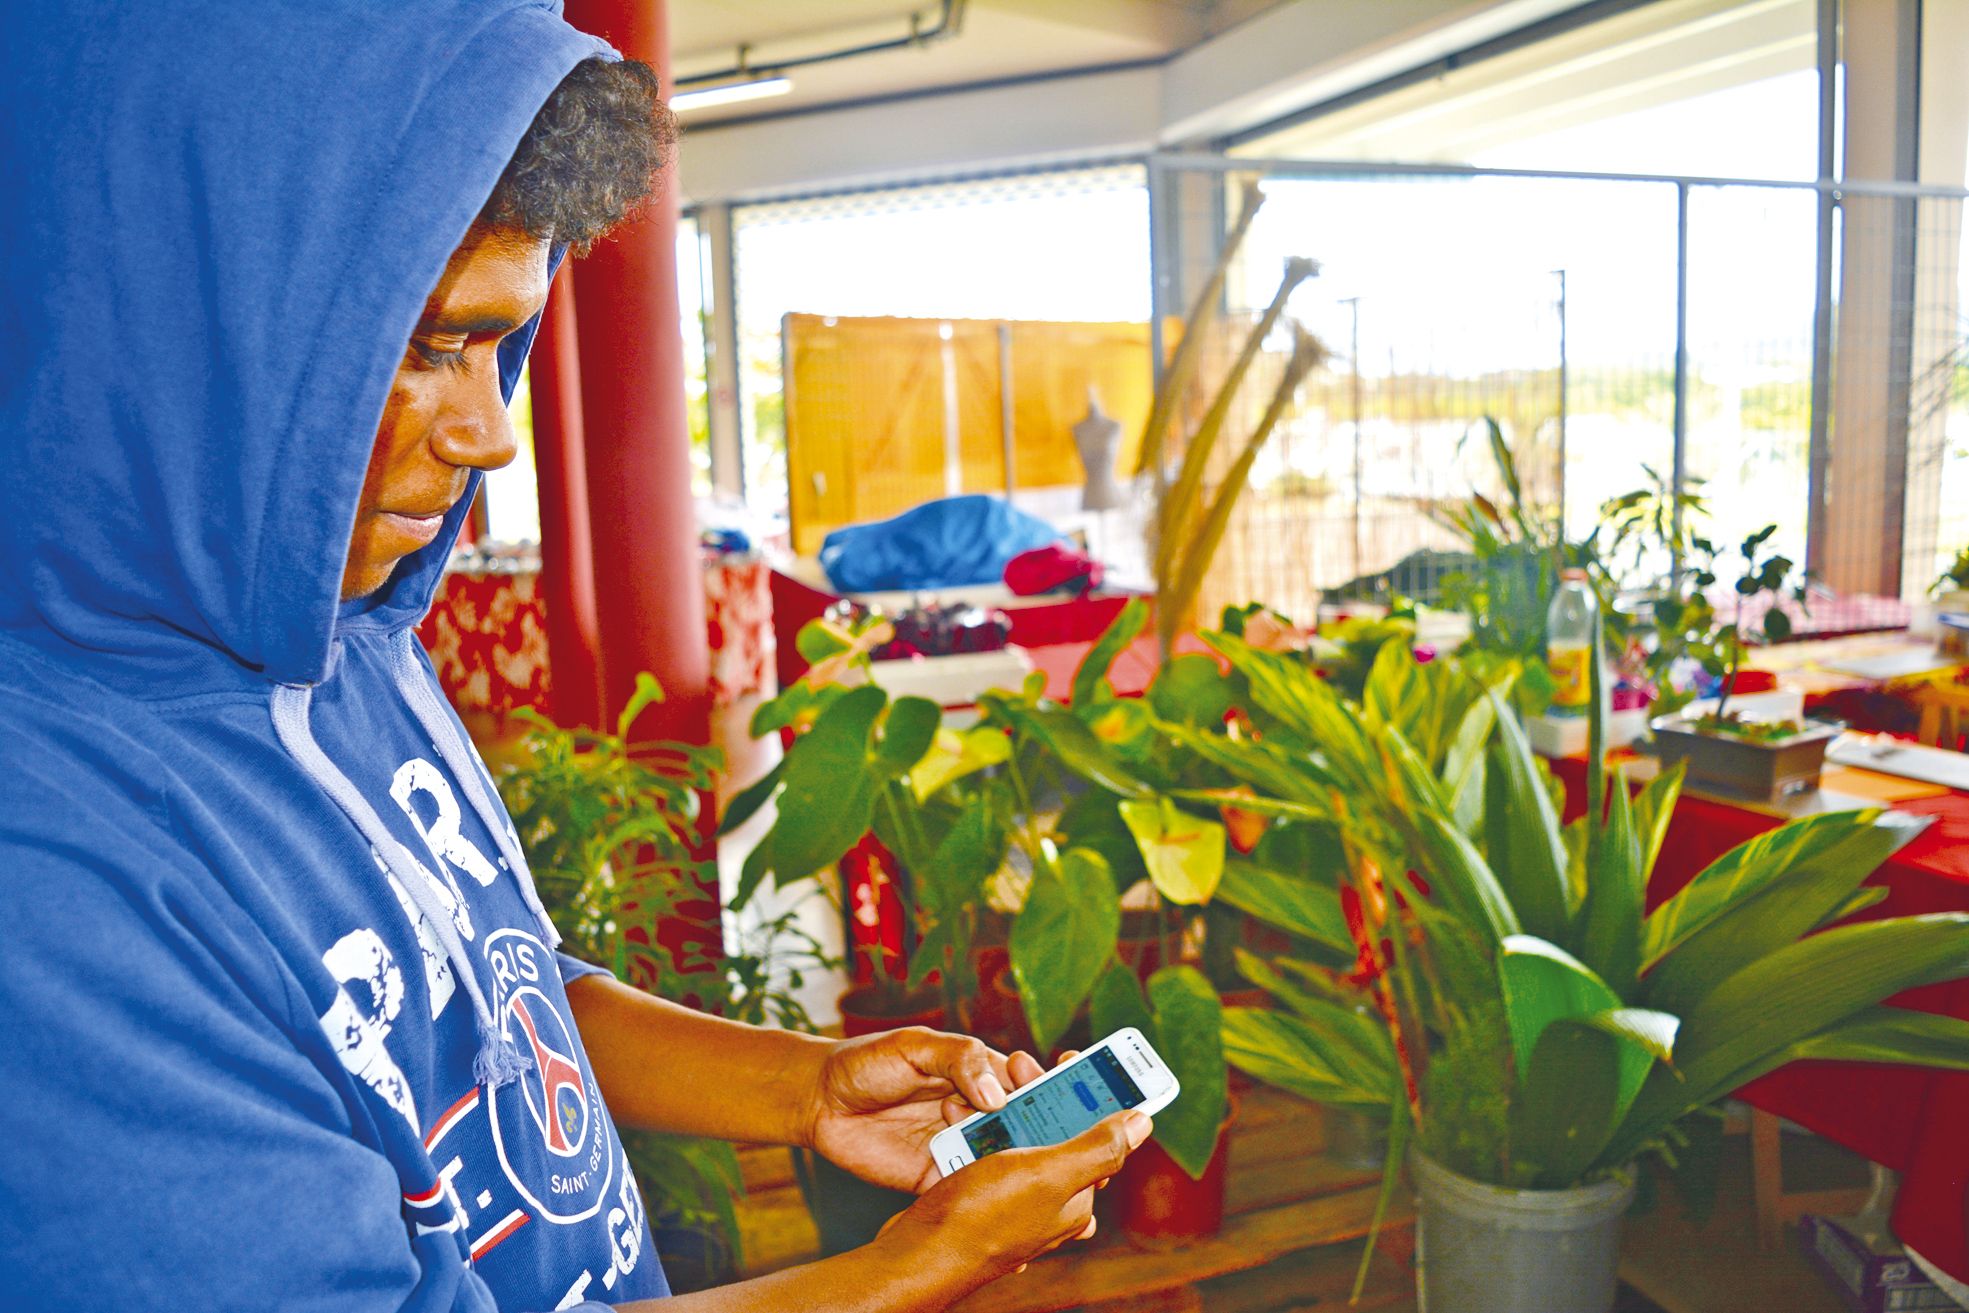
left=1412, top=1152, right=1636, bottom=1313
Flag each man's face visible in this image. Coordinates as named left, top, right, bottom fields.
left=340, top=224, right=551, bottom=600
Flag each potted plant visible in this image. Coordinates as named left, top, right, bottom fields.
left=497, top=675, right=829, bottom=1292
left=1176, top=629, right=1969, bottom=1313
left=1933, top=546, right=1969, bottom=657
left=968, top=598, right=1273, bottom=1244
left=1651, top=526, right=1840, bottom=800
left=1435, top=423, right=1712, bottom=729
left=725, top=611, right=1044, bottom=1037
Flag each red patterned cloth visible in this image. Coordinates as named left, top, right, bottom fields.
left=416, top=569, right=551, bottom=721
left=702, top=553, right=773, bottom=707
left=418, top=556, right=775, bottom=725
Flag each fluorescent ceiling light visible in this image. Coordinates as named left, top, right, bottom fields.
left=670, top=77, right=792, bottom=113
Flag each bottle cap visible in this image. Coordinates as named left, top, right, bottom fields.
left=1561, top=568, right=1589, bottom=582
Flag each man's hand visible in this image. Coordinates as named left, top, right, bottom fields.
left=877, top=1110, right=1154, bottom=1292
left=806, top=1028, right=1045, bottom=1193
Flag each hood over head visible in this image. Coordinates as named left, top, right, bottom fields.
left=1, top=1, right=612, bottom=689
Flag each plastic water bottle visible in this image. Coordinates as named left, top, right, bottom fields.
left=1546, top=568, right=1597, bottom=718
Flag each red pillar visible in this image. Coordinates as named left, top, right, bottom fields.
left=557, top=2, right=722, bottom=991
left=561, top=0, right=710, bottom=750
left=528, top=276, right=606, bottom=730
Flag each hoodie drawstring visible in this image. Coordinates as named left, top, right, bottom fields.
left=271, top=681, right=531, bottom=1090
left=390, top=630, right=561, bottom=951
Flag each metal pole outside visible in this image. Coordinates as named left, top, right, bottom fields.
left=1805, top=0, right=1837, bottom=578
left=1556, top=268, right=1569, bottom=544
left=1671, top=181, right=1691, bottom=577
left=998, top=322, right=1016, bottom=499
left=1346, top=296, right=1363, bottom=578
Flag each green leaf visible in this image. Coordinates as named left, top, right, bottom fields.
left=1643, top=811, right=1931, bottom=1017
left=1011, top=849, right=1122, bottom=1052
left=1119, top=796, right=1226, bottom=905
left=1784, top=1007, right=1969, bottom=1071
left=1502, top=947, right=1675, bottom=1185
left=1512, top=1020, right=1623, bottom=1186
left=1498, top=935, right=1621, bottom=1077
left=1146, top=967, right=1228, bottom=1179
left=908, top=725, right=1012, bottom=801
left=998, top=703, right=1154, bottom=800
left=1574, top=768, right=1643, bottom=997
left=1481, top=693, right=1572, bottom=941
left=795, top=619, right=854, bottom=665
left=1071, top=597, right=1148, bottom=710
left=1089, top=960, right=1155, bottom=1042
left=1631, top=761, right=1685, bottom=883
left=1221, top=1006, right=1394, bottom=1111
left=1233, top=948, right=1342, bottom=1014
left=1229, top=955, right=1401, bottom=1096
left=1150, top=654, right=1235, bottom=728
left=874, top=696, right=941, bottom=776
left=1573, top=1006, right=1680, bottom=1064
left=616, top=671, right=667, bottom=742
left=1606, top=913, right=1969, bottom=1167
left=1509, top=1009, right=1678, bottom=1187
left=925, top=794, right=1010, bottom=908
left=732, top=840, right=774, bottom=912
left=1641, top=810, right=1889, bottom=971
left=1404, top=800, right=1522, bottom=944
left=718, top=758, right=785, bottom=837
left=1055, top=789, right=1152, bottom=893
left=1213, top=860, right=1352, bottom=958
left=752, top=684, right=886, bottom=894
left=1443, top=693, right=1498, bottom=816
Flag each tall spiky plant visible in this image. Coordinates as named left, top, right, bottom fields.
left=1149, top=262, right=1324, bottom=656
left=1186, top=628, right=1969, bottom=1289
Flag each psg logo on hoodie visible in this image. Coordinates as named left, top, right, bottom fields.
left=483, top=927, right=615, bottom=1223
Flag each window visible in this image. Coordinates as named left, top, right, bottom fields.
left=731, top=165, right=1150, bottom=523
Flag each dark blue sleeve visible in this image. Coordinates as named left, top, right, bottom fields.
left=0, top=762, right=546, bottom=1312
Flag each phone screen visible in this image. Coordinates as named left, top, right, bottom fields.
left=960, top=1047, right=1147, bottom=1159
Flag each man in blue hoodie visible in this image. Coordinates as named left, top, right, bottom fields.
left=0, top=5, right=1146, bottom=1311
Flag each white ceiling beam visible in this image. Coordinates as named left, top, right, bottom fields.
left=674, top=1, right=1620, bottom=202
left=676, top=65, right=1162, bottom=203
left=1158, top=0, right=1592, bottom=145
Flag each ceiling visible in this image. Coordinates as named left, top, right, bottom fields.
left=668, top=0, right=1283, bottom=126
left=1241, top=0, right=1816, bottom=164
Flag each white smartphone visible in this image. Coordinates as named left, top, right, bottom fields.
left=928, top=1027, right=1180, bottom=1177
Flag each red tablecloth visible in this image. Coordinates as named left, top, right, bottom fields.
left=1550, top=756, right=1969, bottom=1281
left=418, top=556, right=773, bottom=725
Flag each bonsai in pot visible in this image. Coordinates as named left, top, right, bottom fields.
left=1650, top=525, right=1838, bottom=800
left=1179, top=631, right=1969, bottom=1313
left=497, top=675, right=829, bottom=1292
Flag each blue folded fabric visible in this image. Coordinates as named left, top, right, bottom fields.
left=819, top=495, right=1061, bottom=593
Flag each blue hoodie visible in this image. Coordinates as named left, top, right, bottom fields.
left=0, top=4, right=669, bottom=1309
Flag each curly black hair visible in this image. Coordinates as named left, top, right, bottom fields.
left=480, top=57, right=677, bottom=252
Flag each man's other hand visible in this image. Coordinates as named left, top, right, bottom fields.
left=878, top=1110, right=1154, bottom=1289
left=807, top=1028, right=1043, bottom=1193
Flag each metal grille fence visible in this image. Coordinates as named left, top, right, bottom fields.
left=1149, top=154, right=1969, bottom=621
